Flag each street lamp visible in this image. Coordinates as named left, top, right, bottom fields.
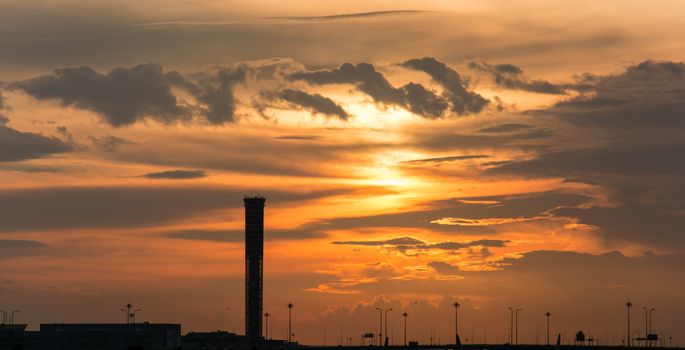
left=508, top=307, right=514, bottom=345
left=402, top=312, right=408, bottom=347
left=626, top=302, right=633, bottom=348
left=10, top=310, right=20, bottom=325
left=545, top=312, right=551, bottom=346
left=288, top=303, right=294, bottom=344
left=515, top=308, right=523, bottom=345
left=385, top=308, right=393, bottom=346
left=453, top=302, right=460, bottom=346
left=264, top=312, right=270, bottom=339
left=649, top=308, right=655, bottom=348
left=376, top=307, right=383, bottom=346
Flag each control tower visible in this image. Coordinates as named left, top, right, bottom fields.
left=244, top=196, right=265, bottom=340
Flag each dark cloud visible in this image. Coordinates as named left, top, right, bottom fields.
left=142, top=169, right=208, bottom=180
left=191, top=66, right=247, bottom=124
left=0, top=186, right=347, bottom=231
left=332, top=236, right=509, bottom=253
left=289, top=62, right=449, bottom=118
left=290, top=62, right=406, bottom=105
left=469, top=61, right=578, bottom=94
left=548, top=60, right=685, bottom=129
left=10, top=64, right=189, bottom=126
left=0, top=239, right=48, bottom=259
left=412, top=128, right=552, bottom=151
left=0, top=124, right=72, bottom=162
left=402, top=82, right=450, bottom=119
left=400, top=154, right=491, bottom=165
left=332, top=236, right=425, bottom=246
left=89, top=135, right=136, bottom=152
left=162, top=228, right=326, bottom=242
left=10, top=64, right=247, bottom=126
left=274, top=135, right=321, bottom=141
left=275, top=89, right=349, bottom=120
left=478, top=123, right=533, bottom=133
left=266, top=10, right=426, bottom=21
left=553, top=204, right=685, bottom=250
left=427, top=261, right=461, bottom=275
left=402, top=57, right=489, bottom=115
left=306, top=191, right=589, bottom=236
left=489, top=142, right=685, bottom=178
left=483, top=61, right=685, bottom=250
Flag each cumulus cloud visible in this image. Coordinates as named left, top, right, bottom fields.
left=270, top=88, right=350, bottom=120
left=402, top=57, right=489, bottom=115
left=469, top=61, right=581, bottom=94
left=0, top=123, right=73, bottom=162
left=10, top=64, right=247, bottom=126
left=289, top=61, right=451, bottom=118
left=142, top=169, right=208, bottom=179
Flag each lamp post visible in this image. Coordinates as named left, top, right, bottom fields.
left=264, top=312, right=270, bottom=339
left=626, top=302, right=633, bottom=347
left=403, top=312, right=408, bottom=347
left=129, top=308, right=141, bottom=324
left=385, top=308, right=393, bottom=346
left=288, top=303, right=294, bottom=344
left=515, top=308, right=523, bottom=345
left=453, top=302, right=460, bottom=346
left=376, top=307, right=383, bottom=346
left=649, top=308, right=655, bottom=348
left=10, top=310, right=20, bottom=325
left=545, top=312, right=551, bottom=346
left=508, top=307, right=514, bottom=345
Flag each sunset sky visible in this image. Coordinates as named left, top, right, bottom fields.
left=2, top=0, right=685, bottom=346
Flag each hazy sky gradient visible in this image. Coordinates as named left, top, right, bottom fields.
left=1, top=0, right=685, bottom=346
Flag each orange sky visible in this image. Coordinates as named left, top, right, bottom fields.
left=1, top=0, right=685, bottom=346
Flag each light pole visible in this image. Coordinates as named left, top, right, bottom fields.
left=288, top=303, right=294, bottom=344
left=385, top=308, right=393, bottom=346
left=508, top=307, right=514, bottom=344
left=626, top=302, right=633, bottom=347
left=10, top=310, right=20, bottom=325
left=643, top=307, right=649, bottom=348
left=129, top=308, right=141, bottom=324
left=453, top=302, right=460, bottom=346
left=403, top=312, right=408, bottom=347
left=376, top=307, right=383, bottom=346
left=545, top=312, right=551, bottom=346
left=264, top=312, right=270, bottom=339
left=649, top=308, right=655, bottom=348
left=515, top=308, right=523, bottom=345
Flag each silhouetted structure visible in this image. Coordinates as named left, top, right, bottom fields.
left=25, top=323, right=180, bottom=350
left=244, top=196, right=266, bottom=341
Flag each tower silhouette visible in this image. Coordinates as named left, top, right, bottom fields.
left=244, top=196, right=265, bottom=340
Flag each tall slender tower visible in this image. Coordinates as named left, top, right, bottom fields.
left=244, top=196, right=265, bottom=340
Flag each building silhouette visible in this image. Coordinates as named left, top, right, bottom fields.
left=244, top=196, right=265, bottom=341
